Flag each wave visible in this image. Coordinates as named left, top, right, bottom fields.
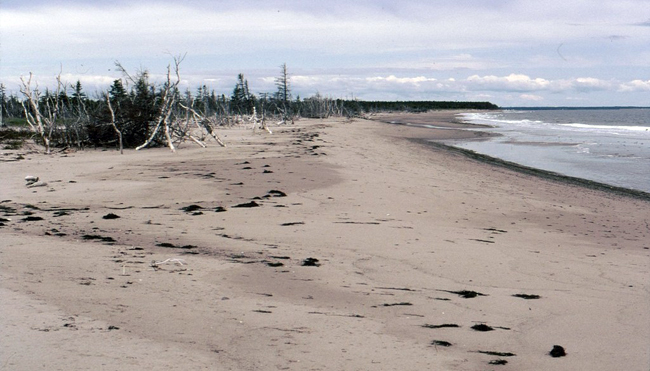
left=561, top=123, right=650, bottom=132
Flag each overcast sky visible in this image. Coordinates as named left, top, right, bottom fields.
left=1, top=0, right=649, bottom=106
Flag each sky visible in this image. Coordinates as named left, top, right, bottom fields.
left=1, top=0, right=649, bottom=107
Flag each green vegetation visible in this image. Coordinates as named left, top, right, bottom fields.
left=1, top=62, right=498, bottom=151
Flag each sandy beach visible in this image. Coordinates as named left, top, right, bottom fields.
left=1, top=112, right=648, bottom=370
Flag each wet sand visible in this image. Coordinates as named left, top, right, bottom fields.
left=1, top=112, right=648, bottom=370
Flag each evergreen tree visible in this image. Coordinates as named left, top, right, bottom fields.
left=109, top=79, right=128, bottom=103
left=231, top=73, right=253, bottom=114
left=275, top=63, right=291, bottom=106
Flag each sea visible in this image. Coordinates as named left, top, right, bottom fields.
left=447, top=108, right=650, bottom=194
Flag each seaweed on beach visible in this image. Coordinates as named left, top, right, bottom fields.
left=266, top=190, right=287, bottom=197
left=489, top=359, right=508, bottom=365
left=281, top=222, right=304, bottom=226
left=471, top=324, right=494, bottom=332
left=156, top=242, right=197, bottom=250
left=21, top=216, right=44, bottom=222
left=477, top=351, right=516, bottom=357
left=377, top=302, right=412, bottom=307
left=549, top=345, right=567, bottom=357
left=513, top=293, right=541, bottom=299
left=440, top=290, right=487, bottom=298
left=431, top=340, right=453, bottom=347
left=423, top=324, right=460, bottom=329
left=0, top=205, right=17, bottom=214
left=81, top=234, right=116, bottom=243
left=180, top=205, right=203, bottom=212
left=102, top=213, right=120, bottom=219
left=302, top=257, right=320, bottom=266
left=232, top=201, right=260, bottom=208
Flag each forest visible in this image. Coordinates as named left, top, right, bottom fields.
left=0, top=59, right=498, bottom=152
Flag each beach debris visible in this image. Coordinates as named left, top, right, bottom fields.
left=25, top=175, right=39, bottom=184
left=107, top=325, right=120, bottom=331
left=81, top=234, right=116, bottom=243
left=431, top=340, right=453, bottom=347
left=489, top=359, right=508, bottom=365
left=150, top=258, right=186, bottom=269
left=477, top=351, right=516, bottom=357
left=471, top=238, right=495, bottom=243
left=376, top=286, right=417, bottom=291
left=156, top=242, right=197, bottom=250
left=513, top=293, right=541, bottom=299
left=484, top=228, right=508, bottom=233
left=21, top=216, right=44, bottom=222
left=376, top=302, right=413, bottom=307
left=102, top=213, right=120, bottom=219
left=281, top=221, right=304, bottom=226
left=180, top=204, right=203, bottom=212
left=25, top=175, right=48, bottom=188
left=266, top=261, right=284, bottom=267
left=265, top=189, right=287, bottom=197
left=471, top=324, right=494, bottom=332
left=549, top=345, right=567, bottom=357
left=440, top=290, right=487, bottom=299
left=301, top=257, right=320, bottom=267
left=423, top=324, right=460, bottom=329
left=232, top=201, right=260, bottom=208
left=214, top=206, right=227, bottom=212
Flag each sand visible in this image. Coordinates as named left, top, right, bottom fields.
left=1, top=112, right=648, bottom=370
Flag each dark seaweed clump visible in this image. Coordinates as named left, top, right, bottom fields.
left=180, top=205, right=202, bottom=212
left=471, top=324, right=494, bottom=332
left=513, top=293, right=541, bottom=299
left=302, top=257, right=320, bottom=266
left=423, top=324, right=460, bottom=329
left=442, top=290, right=487, bottom=298
left=550, top=345, right=566, bottom=357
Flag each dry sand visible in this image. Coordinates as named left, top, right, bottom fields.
left=1, top=112, right=648, bottom=370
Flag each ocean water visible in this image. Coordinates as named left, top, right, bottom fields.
left=447, top=109, right=650, bottom=193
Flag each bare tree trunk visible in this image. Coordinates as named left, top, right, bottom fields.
left=105, top=94, right=123, bottom=154
left=20, top=73, right=51, bottom=153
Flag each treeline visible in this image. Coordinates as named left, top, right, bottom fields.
left=0, top=60, right=498, bottom=152
left=341, top=100, right=499, bottom=112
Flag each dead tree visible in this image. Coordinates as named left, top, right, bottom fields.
left=179, top=102, right=226, bottom=147
left=135, top=55, right=184, bottom=152
left=249, top=107, right=272, bottom=134
left=19, top=72, right=63, bottom=153
left=105, top=93, right=123, bottom=154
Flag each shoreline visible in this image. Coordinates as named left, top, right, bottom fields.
left=1, top=114, right=649, bottom=370
left=372, top=111, right=650, bottom=201
left=417, top=139, right=650, bottom=201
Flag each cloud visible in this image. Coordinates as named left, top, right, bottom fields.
left=366, top=75, right=436, bottom=85
left=520, top=94, right=544, bottom=101
left=466, top=74, right=551, bottom=92
left=619, top=79, right=650, bottom=92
